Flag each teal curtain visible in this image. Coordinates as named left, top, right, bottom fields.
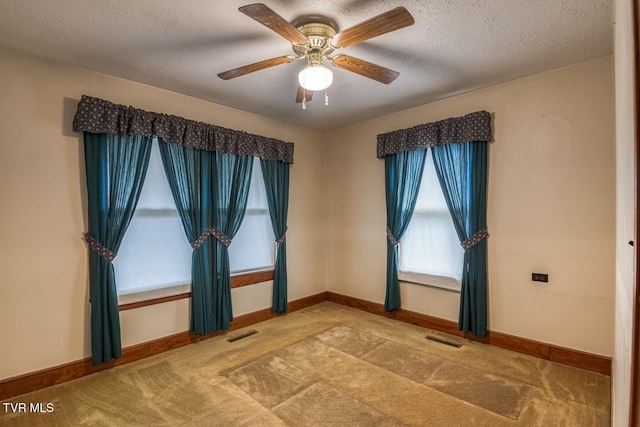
left=84, top=132, right=152, bottom=365
left=157, top=139, right=215, bottom=335
left=260, top=159, right=290, bottom=313
left=212, top=152, right=253, bottom=331
left=432, top=141, right=489, bottom=337
left=384, top=149, right=428, bottom=311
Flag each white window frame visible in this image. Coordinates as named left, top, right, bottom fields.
left=116, top=147, right=276, bottom=306
left=228, top=157, right=275, bottom=275
left=115, top=140, right=194, bottom=303
left=229, top=205, right=276, bottom=276
left=398, top=150, right=463, bottom=293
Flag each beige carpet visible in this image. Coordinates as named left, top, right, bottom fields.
left=0, top=302, right=610, bottom=426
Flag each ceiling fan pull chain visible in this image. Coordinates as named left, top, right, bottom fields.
left=324, top=69, right=329, bottom=105
left=302, top=73, right=307, bottom=109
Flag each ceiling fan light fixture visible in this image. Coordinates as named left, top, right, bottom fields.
left=298, top=65, right=333, bottom=91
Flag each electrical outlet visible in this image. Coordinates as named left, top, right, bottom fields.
left=532, top=273, right=549, bottom=283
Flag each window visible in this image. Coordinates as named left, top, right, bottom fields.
left=228, top=158, right=275, bottom=273
left=398, top=149, right=464, bottom=291
left=114, top=140, right=192, bottom=296
left=114, top=143, right=274, bottom=298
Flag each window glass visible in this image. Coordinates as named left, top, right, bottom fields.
left=114, top=140, right=192, bottom=295
left=229, top=158, right=275, bottom=273
left=399, top=149, right=464, bottom=288
left=114, top=149, right=275, bottom=296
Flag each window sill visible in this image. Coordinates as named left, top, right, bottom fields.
left=118, top=269, right=275, bottom=311
left=230, top=268, right=275, bottom=288
left=398, top=271, right=461, bottom=294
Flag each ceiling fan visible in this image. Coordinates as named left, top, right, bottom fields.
left=217, top=3, right=415, bottom=106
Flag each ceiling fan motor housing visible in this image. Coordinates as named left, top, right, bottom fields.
left=293, top=23, right=336, bottom=64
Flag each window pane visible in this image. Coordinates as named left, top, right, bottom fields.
left=399, top=150, right=464, bottom=283
left=400, top=212, right=464, bottom=280
left=114, top=141, right=192, bottom=295
left=115, top=151, right=275, bottom=295
left=414, top=151, right=449, bottom=210
left=136, top=138, right=177, bottom=210
left=229, top=158, right=275, bottom=273
left=114, top=214, right=192, bottom=294
left=245, top=161, right=268, bottom=210
left=229, top=212, right=274, bottom=272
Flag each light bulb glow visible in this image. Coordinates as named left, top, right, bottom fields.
left=298, top=65, right=333, bottom=91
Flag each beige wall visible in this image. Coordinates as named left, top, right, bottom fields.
left=0, top=48, right=327, bottom=380
left=613, top=0, right=636, bottom=425
left=326, top=56, right=615, bottom=357
left=0, top=47, right=617, bottom=383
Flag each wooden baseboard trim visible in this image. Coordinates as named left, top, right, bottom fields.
left=1, top=290, right=610, bottom=400
left=326, top=292, right=612, bottom=376
left=0, top=291, right=328, bottom=400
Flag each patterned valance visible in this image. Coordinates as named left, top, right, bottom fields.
left=376, top=110, right=492, bottom=158
left=73, top=95, right=295, bottom=164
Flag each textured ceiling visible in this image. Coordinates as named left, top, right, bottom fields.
left=0, top=0, right=612, bottom=130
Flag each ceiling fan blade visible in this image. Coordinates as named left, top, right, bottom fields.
left=332, top=54, right=399, bottom=84
left=330, top=7, right=414, bottom=49
left=295, top=85, right=313, bottom=103
left=239, top=3, right=308, bottom=45
left=217, top=56, right=294, bottom=80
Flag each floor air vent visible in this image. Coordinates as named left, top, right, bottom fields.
left=227, top=330, right=258, bottom=343
left=426, top=335, right=462, bottom=348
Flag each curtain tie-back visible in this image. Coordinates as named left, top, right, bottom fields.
left=191, top=228, right=212, bottom=250
left=386, top=225, right=400, bottom=247
left=190, top=227, right=233, bottom=249
left=461, top=227, right=489, bottom=250
left=276, top=227, right=288, bottom=245
left=209, top=227, right=232, bottom=247
left=83, top=233, right=117, bottom=262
